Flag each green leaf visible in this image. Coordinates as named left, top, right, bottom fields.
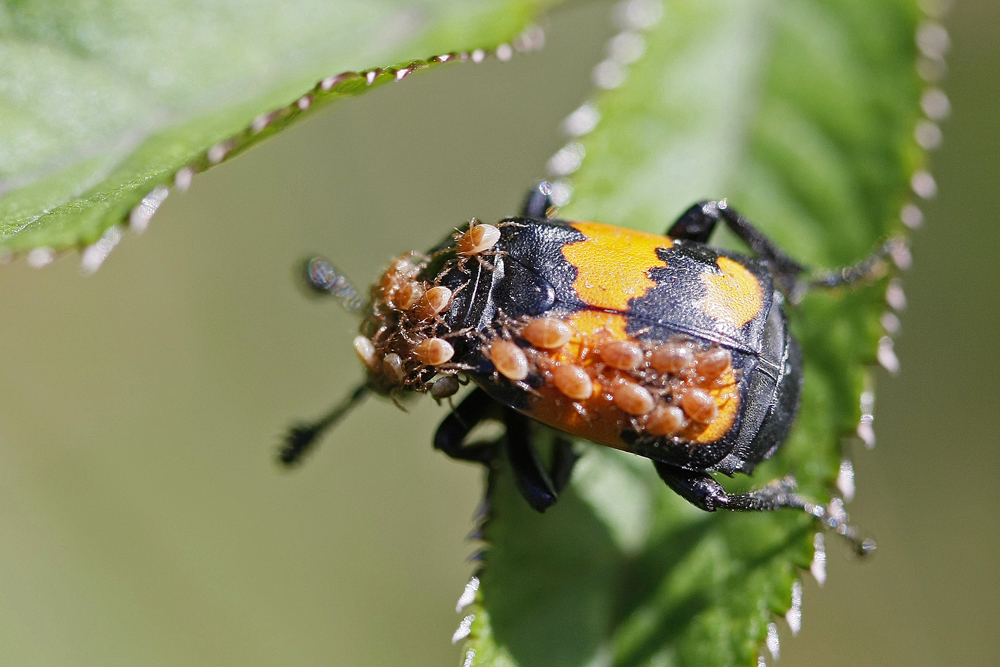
left=462, top=1, right=923, bottom=666
left=0, top=0, right=553, bottom=254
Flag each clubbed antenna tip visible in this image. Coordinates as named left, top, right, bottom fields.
left=301, top=256, right=364, bottom=311
left=279, top=423, right=326, bottom=465
left=278, top=384, right=370, bottom=466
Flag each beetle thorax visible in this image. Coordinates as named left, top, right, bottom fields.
left=353, top=222, right=504, bottom=396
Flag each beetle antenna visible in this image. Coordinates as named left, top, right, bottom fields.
left=279, top=384, right=370, bottom=465
left=300, top=256, right=364, bottom=311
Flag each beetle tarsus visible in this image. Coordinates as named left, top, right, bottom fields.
left=804, top=498, right=878, bottom=558
left=807, top=237, right=906, bottom=292
left=654, top=463, right=874, bottom=555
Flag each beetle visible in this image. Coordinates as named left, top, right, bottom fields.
left=284, top=182, right=891, bottom=553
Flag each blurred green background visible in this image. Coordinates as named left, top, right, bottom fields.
left=0, top=1, right=996, bottom=665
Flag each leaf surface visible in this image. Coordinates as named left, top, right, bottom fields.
left=0, top=0, right=552, bottom=253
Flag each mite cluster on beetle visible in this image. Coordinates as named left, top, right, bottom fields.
left=351, top=220, right=510, bottom=395
left=482, top=315, right=740, bottom=444
left=284, top=182, right=899, bottom=554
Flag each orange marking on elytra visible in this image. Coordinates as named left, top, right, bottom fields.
left=537, top=310, right=631, bottom=369
left=524, top=311, right=633, bottom=449
left=699, top=256, right=764, bottom=328
left=564, top=222, right=672, bottom=311
left=692, top=364, right=740, bottom=444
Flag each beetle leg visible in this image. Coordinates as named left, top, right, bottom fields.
left=433, top=388, right=498, bottom=464
left=652, top=461, right=731, bottom=510
left=434, top=389, right=578, bottom=511
left=653, top=462, right=875, bottom=556
left=671, top=200, right=904, bottom=300
left=521, top=181, right=556, bottom=219
left=503, top=409, right=561, bottom=512
left=669, top=201, right=805, bottom=294
left=549, top=435, right=580, bottom=495
left=666, top=203, right=720, bottom=243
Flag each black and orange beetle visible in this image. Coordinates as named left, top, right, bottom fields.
left=283, top=183, right=889, bottom=552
